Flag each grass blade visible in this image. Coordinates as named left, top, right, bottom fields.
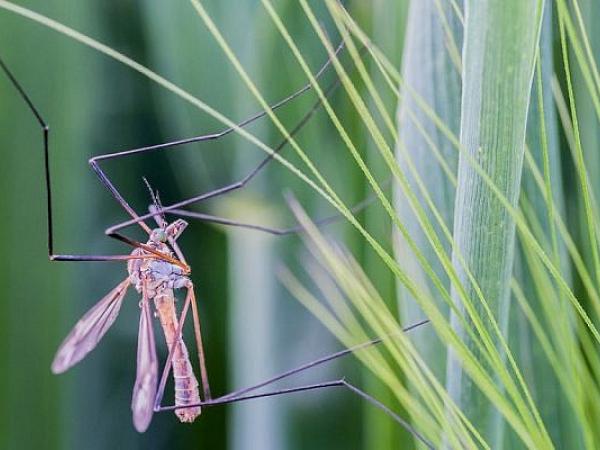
left=445, top=1, right=544, bottom=447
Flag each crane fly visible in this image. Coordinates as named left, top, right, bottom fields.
left=51, top=205, right=209, bottom=432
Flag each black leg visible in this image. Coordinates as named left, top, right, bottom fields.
left=189, top=286, right=212, bottom=401
left=157, top=378, right=433, bottom=449
left=218, top=319, right=428, bottom=401
left=103, top=66, right=346, bottom=236
left=153, top=280, right=212, bottom=411
left=154, top=319, right=431, bottom=446
left=1, top=41, right=348, bottom=260
left=153, top=280, right=195, bottom=410
left=89, top=39, right=337, bottom=237
left=162, top=181, right=389, bottom=237
left=0, top=55, right=160, bottom=263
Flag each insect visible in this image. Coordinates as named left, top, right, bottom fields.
left=0, top=29, right=433, bottom=448
left=51, top=193, right=209, bottom=431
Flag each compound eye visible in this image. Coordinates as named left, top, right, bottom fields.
left=152, top=229, right=167, bottom=243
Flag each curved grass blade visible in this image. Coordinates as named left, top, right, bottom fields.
left=445, top=1, right=544, bottom=447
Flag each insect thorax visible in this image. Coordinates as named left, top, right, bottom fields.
left=127, top=243, right=189, bottom=297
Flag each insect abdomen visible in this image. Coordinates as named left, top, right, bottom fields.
left=154, top=291, right=202, bottom=422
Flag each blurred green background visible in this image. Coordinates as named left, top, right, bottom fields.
left=0, top=1, right=410, bottom=449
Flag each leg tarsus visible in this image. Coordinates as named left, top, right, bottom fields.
left=340, top=380, right=434, bottom=450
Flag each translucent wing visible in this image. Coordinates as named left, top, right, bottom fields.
left=51, top=278, right=130, bottom=374
left=131, top=296, right=158, bottom=432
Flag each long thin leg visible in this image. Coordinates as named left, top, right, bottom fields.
left=154, top=319, right=431, bottom=444
left=2, top=41, right=359, bottom=260
left=157, top=378, right=434, bottom=449
left=104, top=52, right=349, bottom=236
left=230, top=380, right=434, bottom=450
left=0, top=56, right=158, bottom=263
left=189, top=287, right=212, bottom=401
left=54, top=254, right=158, bottom=262
left=91, top=42, right=344, bottom=164
left=153, top=311, right=427, bottom=411
left=218, top=319, right=429, bottom=401
left=3, top=42, right=355, bottom=254
left=1, top=56, right=190, bottom=266
left=0, top=45, right=342, bottom=261
left=149, top=207, right=212, bottom=400
left=163, top=180, right=390, bottom=236
left=52, top=233, right=187, bottom=271
left=2, top=42, right=347, bottom=256
left=153, top=280, right=213, bottom=408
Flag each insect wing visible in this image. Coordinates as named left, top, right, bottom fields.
left=51, top=278, right=130, bottom=374
left=131, top=298, right=158, bottom=432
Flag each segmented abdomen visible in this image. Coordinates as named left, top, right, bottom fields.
left=153, top=290, right=201, bottom=422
